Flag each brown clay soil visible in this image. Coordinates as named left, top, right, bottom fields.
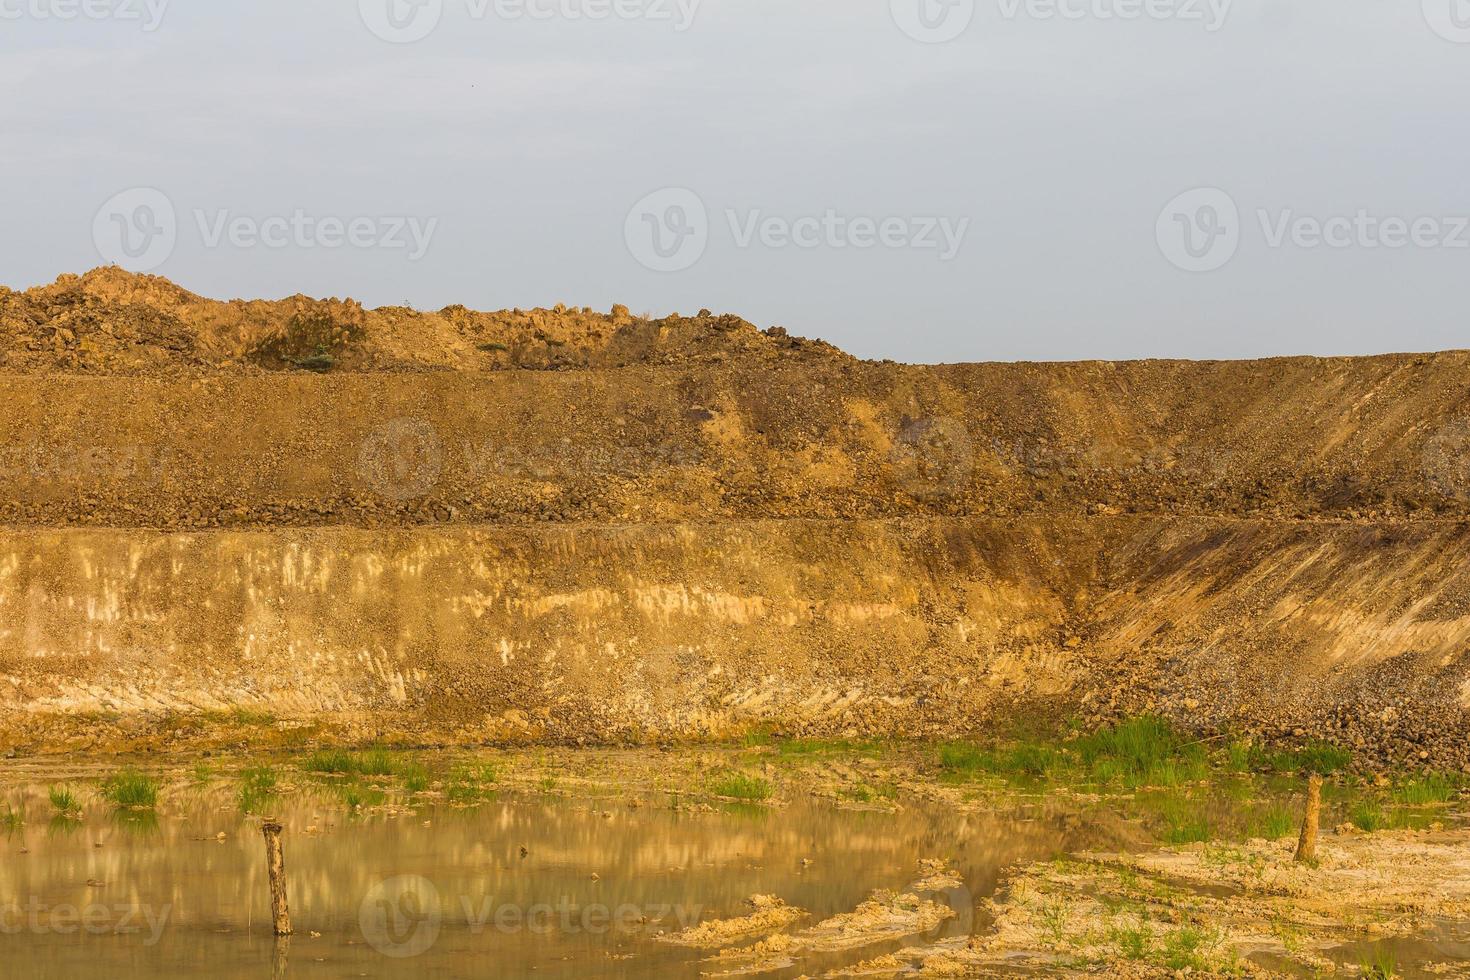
left=3, top=269, right=1470, bottom=764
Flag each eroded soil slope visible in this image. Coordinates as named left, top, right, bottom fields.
left=2, top=270, right=1468, bottom=761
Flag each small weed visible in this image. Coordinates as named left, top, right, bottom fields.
left=1248, top=805, right=1297, bottom=840
left=1162, top=816, right=1214, bottom=845
left=1110, top=924, right=1152, bottom=961
left=1, top=803, right=23, bottom=833
left=48, top=785, right=82, bottom=818
left=191, top=762, right=214, bottom=784
left=238, top=767, right=278, bottom=814
left=1224, top=740, right=1254, bottom=773
left=400, top=764, right=430, bottom=794
left=1358, top=944, right=1398, bottom=979
left=740, top=727, right=773, bottom=748
left=101, top=769, right=159, bottom=809
left=1159, top=926, right=1221, bottom=972
left=708, top=772, right=774, bottom=802
left=1350, top=801, right=1386, bottom=832
left=354, top=749, right=398, bottom=778
left=937, top=742, right=994, bottom=775
left=1035, top=897, right=1070, bottom=947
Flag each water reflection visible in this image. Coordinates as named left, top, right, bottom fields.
left=0, top=783, right=1115, bottom=979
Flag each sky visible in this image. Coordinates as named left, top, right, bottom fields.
left=2, top=0, right=1469, bottom=363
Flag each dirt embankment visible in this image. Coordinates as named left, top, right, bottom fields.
left=2, top=270, right=1470, bottom=760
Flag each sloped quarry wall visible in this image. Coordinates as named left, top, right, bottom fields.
left=4, top=351, right=1470, bottom=765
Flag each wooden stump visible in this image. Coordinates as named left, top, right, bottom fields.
left=1294, top=774, right=1322, bottom=863
left=262, top=821, right=293, bottom=936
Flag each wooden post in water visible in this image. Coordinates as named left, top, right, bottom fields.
left=262, top=821, right=293, bottom=936
left=1294, top=774, right=1322, bottom=863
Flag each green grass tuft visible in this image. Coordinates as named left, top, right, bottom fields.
left=101, top=769, right=159, bottom=809
left=1247, top=805, right=1297, bottom=840
left=1392, top=772, right=1458, bottom=806
left=1350, top=800, right=1386, bottom=832
left=48, top=785, right=82, bottom=817
left=1, top=802, right=23, bottom=833
left=708, top=772, right=774, bottom=802
left=302, top=748, right=356, bottom=774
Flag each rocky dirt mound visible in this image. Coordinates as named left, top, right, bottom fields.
left=0, top=268, right=847, bottom=375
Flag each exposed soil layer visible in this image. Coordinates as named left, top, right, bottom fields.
left=3, top=270, right=1470, bottom=760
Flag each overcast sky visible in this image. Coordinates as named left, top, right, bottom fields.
left=3, top=0, right=1468, bottom=363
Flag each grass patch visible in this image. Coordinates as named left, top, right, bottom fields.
left=1158, top=926, right=1221, bottom=972
left=354, top=749, right=399, bottom=778
left=1247, top=805, right=1297, bottom=840
left=1, top=802, right=23, bottom=833
left=302, top=748, right=356, bottom=774
left=238, top=767, right=278, bottom=814
left=1110, top=924, right=1152, bottom=961
left=301, top=747, right=403, bottom=778
left=1392, top=772, right=1458, bottom=806
left=1350, top=800, right=1386, bottom=832
left=708, top=771, right=774, bottom=802
left=1255, top=741, right=1351, bottom=776
left=399, top=764, right=430, bottom=794
left=1076, top=716, right=1207, bottom=788
left=101, top=769, right=159, bottom=809
left=48, top=785, right=82, bottom=818
left=1358, top=944, right=1398, bottom=979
